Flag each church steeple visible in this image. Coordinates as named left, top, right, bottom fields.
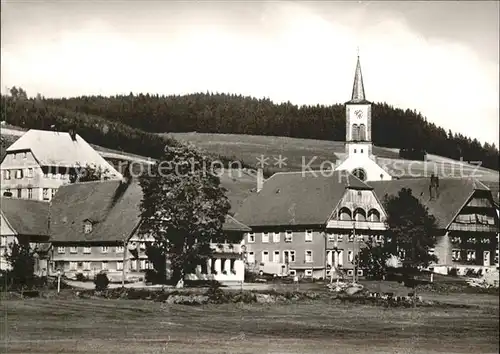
left=349, top=55, right=368, bottom=104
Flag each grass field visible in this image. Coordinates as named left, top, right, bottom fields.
left=1, top=294, right=498, bottom=354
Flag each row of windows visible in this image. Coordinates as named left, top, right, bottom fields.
left=327, top=233, right=384, bottom=243
left=338, top=208, right=381, bottom=222
left=4, top=187, right=55, bottom=200
left=2, top=168, right=70, bottom=181
left=58, top=246, right=125, bottom=254
left=451, top=249, right=492, bottom=262
left=247, top=230, right=313, bottom=243
left=249, top=250, right=313, bottom=263
left=66, top=259, right=153, bottom=271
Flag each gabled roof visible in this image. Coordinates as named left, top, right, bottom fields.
left=4, top=129, right=122, bottom=177
left=224, top=215, right=251, bottom=232
left=49, top=180, right=143, bottom=243
left=0, top=197, right=50, bottom=236
left=49, top=180, right=249, bottom=243
left=234, top=171, right=371, bottom=227
left=368, top=178, right=490, bottom=229
left=346, top=55, right=370, bottom=104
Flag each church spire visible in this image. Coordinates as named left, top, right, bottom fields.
left=350, top=55, right=367, bottom=103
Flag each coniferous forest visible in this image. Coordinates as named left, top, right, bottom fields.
left=2, top=87, right=498, bottom=171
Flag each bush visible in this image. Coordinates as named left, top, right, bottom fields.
left=205, top=280, right=227, bottom=304
left=94, top=273, right=110, bottom=291
left=75, top=273, right=87, bottom=282
left=447, top=268, right=458, bottom=276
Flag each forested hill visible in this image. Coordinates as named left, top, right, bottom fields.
left=4, top=88, right=499, bottom=170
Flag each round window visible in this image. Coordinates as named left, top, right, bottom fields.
left=352, top=168, right=367, bottom=181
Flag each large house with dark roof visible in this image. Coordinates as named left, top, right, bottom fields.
left=0, top=129, right=121, bottom=202
left=370, top=177, right=499, bottom=274
left=235, top=170, right=387, bottom=279
left=0, top=197, right=51, bottom=274
left=48, top=179, right=250, bottom=283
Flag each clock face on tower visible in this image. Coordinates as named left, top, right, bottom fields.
left=354, top=109, right=364, bottom=120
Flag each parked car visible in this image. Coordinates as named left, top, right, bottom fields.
left=258, top=262, right=288, bottom=277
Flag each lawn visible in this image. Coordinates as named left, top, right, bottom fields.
left=1, top=294, right=498, bottom=354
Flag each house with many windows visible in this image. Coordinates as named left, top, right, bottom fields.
left=0, top=129, right=121, bottom=201
left=48, top=179, right=249, bottom=283
left=371, top=177, right=499, bottom=275
left=235, top=170, right=386, bottom=279
left=0, top=197, right=51, bottom=274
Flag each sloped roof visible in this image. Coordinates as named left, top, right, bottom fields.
left=4, top=129, right=122, bottom=177
left=234, top=171, right=370, bottom=227
left=49, top=180, right=249, bottom=243
left=368, top=178, right=489, bottom=229
left=224, top=215, right=251, bottom=232
left=0, top=197, right=50, bottom=236
left=49, top=180, right=143, bottom=243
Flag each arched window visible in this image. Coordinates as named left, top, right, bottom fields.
left=359, top=124, right=366, bottom=141
left=353, top=208, right=366, bottom=222
left=368, top=209, right=380, bottom=222
left=351, top=124, right=359, bottom=141
left=338, top=207, right=352, bottom=221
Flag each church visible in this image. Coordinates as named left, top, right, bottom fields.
left=235, top=55, right=499, bottom=279
left=334, top=56, right=393, bottom=182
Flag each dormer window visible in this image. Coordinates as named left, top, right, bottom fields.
left=84, top=221, right=93, bottom=234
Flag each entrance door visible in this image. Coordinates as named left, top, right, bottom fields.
left=483, top=251, right=490, bottom=267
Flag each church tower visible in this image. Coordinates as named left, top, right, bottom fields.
left=335, top=55, right=392, bottom=182
left=345, top=55, right=372, bottom=158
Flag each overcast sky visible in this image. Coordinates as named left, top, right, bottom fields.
left=2, top=1, right=498, bottom=145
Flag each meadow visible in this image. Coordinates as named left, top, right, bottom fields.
left=1, top=292, right=498, bottom=354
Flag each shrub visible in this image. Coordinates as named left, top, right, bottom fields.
left=447, top=268, right=458, bottom=276
left=205, top=280, right=227, bottom=303
left=94, top=272, right=110, bottom=291
left=75, top=273, right=87, bottom=282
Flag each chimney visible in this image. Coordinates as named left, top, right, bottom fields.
left=256, top=168, right=264, bottom=192
left=69, top=129, right=77, bottom=141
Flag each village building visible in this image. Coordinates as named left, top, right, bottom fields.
left=48, top=179, right=249, bottom=284
left=0, top=197, right=51, bottom=274
left=370, top=176, right=499, bottom=275
left=0, top=129, right=122, bottom=202
left=334, top=55, right=392, bottom=182
left=235, top=170, right=387, bottom=279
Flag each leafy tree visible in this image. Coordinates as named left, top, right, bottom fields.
left=5, top=241, right=35, bottom=290
left=383, top=188, right=438, bottom=271
left=356, top=242, right=392, bottom=280
left=139, top=144, right=233, bottom=287
left=94, top=272, right=110, bottom=291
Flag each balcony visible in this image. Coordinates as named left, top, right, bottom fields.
left=326, top=220, right=386, bottom=230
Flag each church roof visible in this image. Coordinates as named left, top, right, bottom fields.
left=234, top=171, right=371, bottom=227
left=346, top=56, right=370, bottom=104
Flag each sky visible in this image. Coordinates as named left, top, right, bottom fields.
left=1, top=1, right=499, bottom=145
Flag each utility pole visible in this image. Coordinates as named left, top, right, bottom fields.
left=353, top=221, right=356, bottom=284
left=121, top=240, right=127, bottom=287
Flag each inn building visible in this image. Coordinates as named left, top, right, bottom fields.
left=0, top=129, right=121, bottom=202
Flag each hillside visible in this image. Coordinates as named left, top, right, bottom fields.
left=38, top=91, right=499, bottom=171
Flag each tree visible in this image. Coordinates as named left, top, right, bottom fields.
left=5, top=241, right=35, bottom=290
left=356, top=242, right=392, bottom=280
left=69, top=164, right=111, bottom=183
left=383, top=188, right=438, bottom=272
left=139, top=144, right=233, bottom=287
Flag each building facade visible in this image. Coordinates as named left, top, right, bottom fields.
left=236, top=170, right=386, bottom=279
left=48, top=180, right=249, bottom=284
left=0, top=129, right=121, bottom=202
left=0, top=197, right=51, bottom=274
